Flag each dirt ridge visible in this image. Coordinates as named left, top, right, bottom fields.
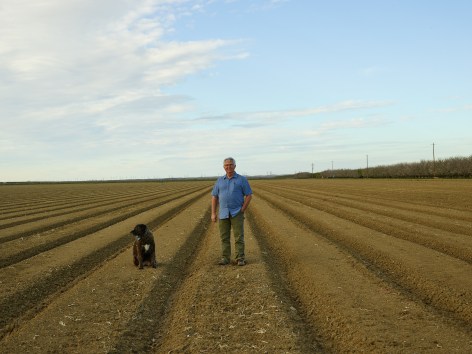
left=109, top=207, right=211, bottom=353
left=248, top=192, right=471, bottom=352
left=1, top=180, right=471, bottom=353
left=255, top=187, right=472, bottom=327
left=0, top=189, right=208, bottom=339
left=0, top=186, right=206, bottom=244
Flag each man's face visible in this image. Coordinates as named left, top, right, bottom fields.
left=224, top=161, right=235, bottom=175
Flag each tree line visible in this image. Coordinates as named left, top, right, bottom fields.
left=297, top=155, right=472, bottom=179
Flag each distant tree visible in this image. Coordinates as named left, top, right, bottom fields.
left=313, top=155, right=472, bottom=179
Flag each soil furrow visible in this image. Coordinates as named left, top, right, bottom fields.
left=248, top=196, right=472, bottom=352
left=151, top=216, right=322, bottom=353
left=0, top=188, right=156, bottom=221
left=0, top=184, right=150, bottom=213
left=109, top=207, right=212, bottom=353
left=257, top=184, right=472, bottom=236
left=0, top=187, right=172, bottom=226
left=256, top=185, right=472, bottom=264
left=254, top=188, right=472, bottom=327
left=1, top=180, right=471, bottom=354
left=259, top=179, right=471, bottom=211
left=0, top=186, right=206, bottom=244
left=0, top=188, right=210, bottom=268
left=0, top=190, right=206, bottom=339
left=0, top=190, right=209, bottom=302
left=264, top=182, right=472, bottom=221
left=0, top=182, right=204, bottom=222
left=0, top=193, right=211, bottom=353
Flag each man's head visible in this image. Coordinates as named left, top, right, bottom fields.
left=223, top=157, right=236, bottom=177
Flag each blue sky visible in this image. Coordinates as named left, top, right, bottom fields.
left=1, top=0, right=471, bottom=181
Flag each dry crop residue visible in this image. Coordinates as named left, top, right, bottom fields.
left=0, top=179, right=471, bottom=353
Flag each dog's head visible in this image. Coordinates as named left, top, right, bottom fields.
left=131, top=224, right=148, bottom=239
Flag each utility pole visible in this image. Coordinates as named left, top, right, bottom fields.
left=311, top=162, right=314, bottom=178
left=432, top=143, right=436, bottom=178
left=366, top=154, right=369, bottom=178
left=331, top=161, right=334, bottom=178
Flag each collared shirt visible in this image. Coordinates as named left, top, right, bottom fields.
left=211, top=172, right=252, bottom=219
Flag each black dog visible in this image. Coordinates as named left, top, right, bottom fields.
left=130, top=224, right=157, bottom=269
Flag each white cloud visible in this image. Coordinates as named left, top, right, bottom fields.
left=0, top=0, right=239, bottom=102
left=194, top=100, right=393, bottom=126
left=0, top=0, right=243, bottom=149
left=2, top=0, right=469, bottom=181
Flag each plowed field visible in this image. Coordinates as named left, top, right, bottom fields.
left=0, top=179, right=471, bottom=353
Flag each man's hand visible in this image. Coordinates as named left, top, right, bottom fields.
left=211, top=212, right=217, bottom=222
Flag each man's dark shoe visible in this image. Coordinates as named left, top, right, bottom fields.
left=237, top=259, right=246, bottom=266
left=218, top=258, right=230, bottom=265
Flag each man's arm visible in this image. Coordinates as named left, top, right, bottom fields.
left=211, top=196, right=219, bottom=222
left=241, top=194, right=252, bottom=213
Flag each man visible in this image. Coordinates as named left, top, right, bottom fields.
left=211, top=157, right=253, bottom=266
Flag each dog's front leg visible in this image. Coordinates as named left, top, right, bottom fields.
left=151, top=252, right=157, bottom=268
left=138, top=253, right=144, bottom=269
left=137, top=242, right=144, bottom=269
left=133, top=243, right=140, bottom=267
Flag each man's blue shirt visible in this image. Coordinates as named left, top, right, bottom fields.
left=212, top=172, right=252, bottom=219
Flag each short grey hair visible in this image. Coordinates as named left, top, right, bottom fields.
left=223, top=157, right=236, bottom=165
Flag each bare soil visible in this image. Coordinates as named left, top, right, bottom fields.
left=0, top=179, right=471, bottom=353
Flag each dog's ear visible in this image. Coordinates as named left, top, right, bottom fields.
left=131, top=224, right=141, bottom=236
left=131, top=224, right=148, bottom=236
left=138, top=224, right=147, bottom=234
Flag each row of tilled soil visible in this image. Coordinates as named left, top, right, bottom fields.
left=1, top=180, right=471, bottom=353
left=0, top=182, right=191, bottom=215
left=0, top=183, right=155, bottom=217
left=254, top=183, right=472, bottom=264
left=1, top=195, right=216, bottom=353
left=251, top=181, right=471, bottom=343
left=0, top=185, right=185, bottom=226
left=252, top=184, right=472, bottom=325
left=0, top=186, right=210, bottom=268
left=147, top=214, right=320, bottom=353
left=265, top=182, right=472, bottom=229
left=0, top=184, right=212, bottom=341
left=247, top=185, right=472, bottom=352
left=252, top=180, right=472, bottom=267
left=1, top=187, right=319, bottom=353
left=270, top=179, right=471, bottom=211
left=0, top=182, right=210, bottom=241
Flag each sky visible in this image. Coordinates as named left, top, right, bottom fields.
left=1, top=0, right=471, bottom=181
